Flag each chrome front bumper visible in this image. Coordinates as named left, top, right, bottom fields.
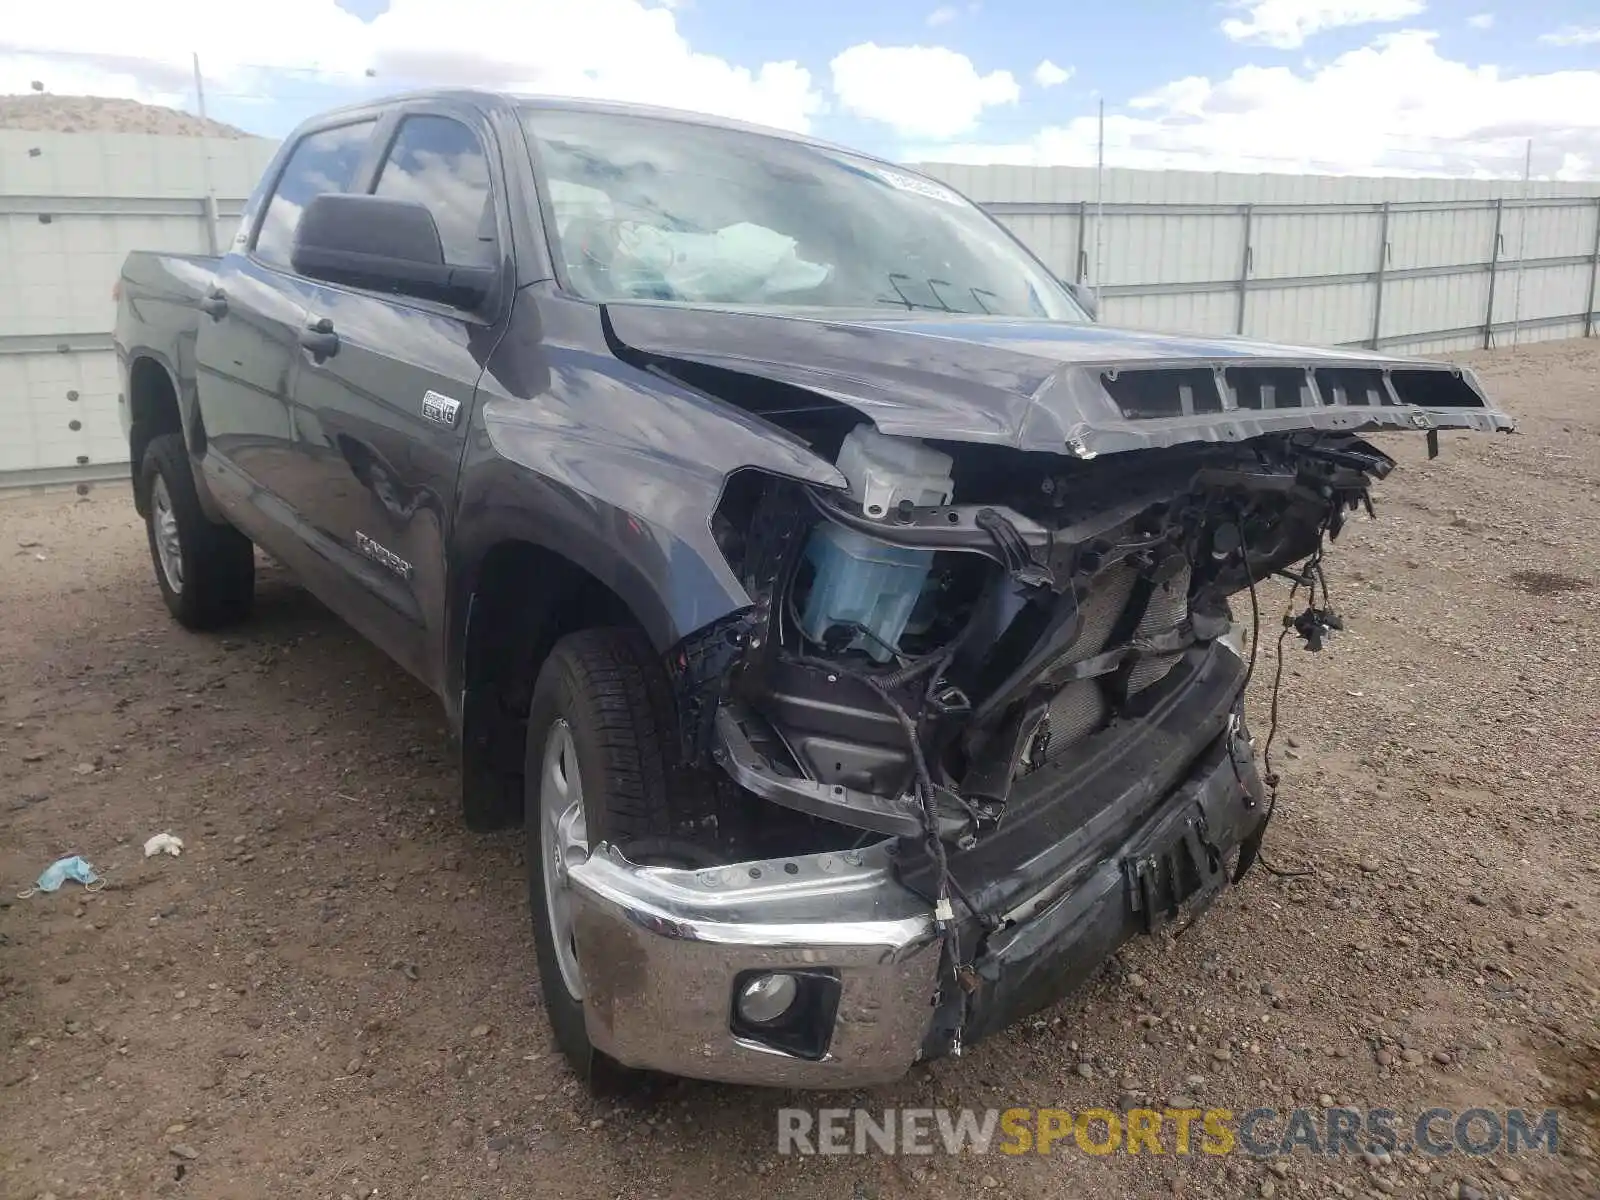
left=562, top=709, right=1269, bottom=1087
left=567, top=842, right=941, bottom=1087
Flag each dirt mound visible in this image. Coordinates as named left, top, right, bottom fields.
left=0, top=93, right=250, bottom=137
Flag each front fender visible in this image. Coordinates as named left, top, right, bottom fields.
left=447, top=296, right=846, bottom=708
left=451, top=447, right=746, bottom=655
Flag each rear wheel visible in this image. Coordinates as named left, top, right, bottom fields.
left=140, top=433, right=254, bottom=629
left=524, top=627, right=707, bottom=1085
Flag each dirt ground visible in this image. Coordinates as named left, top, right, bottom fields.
left=2, top=339, right=1597, bottom=1200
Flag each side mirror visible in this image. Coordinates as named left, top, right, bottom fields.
left=1064, top=280, right=1100, bottom=321
left=291, top=193, right=494, bottom=310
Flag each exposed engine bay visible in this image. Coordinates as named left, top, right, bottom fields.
left=670, top=420, right=1389, bottom=856
left=601, top=309, right=1512, bottom=1066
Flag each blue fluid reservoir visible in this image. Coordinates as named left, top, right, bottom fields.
left=800, top=525, right=936, bottom=661
left=798, top=426, right=955, bottom=662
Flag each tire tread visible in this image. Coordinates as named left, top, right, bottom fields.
left=555, top=627, right=689, bottom=842
left=523, top=625, right=714, bottom=1087
left=141, top=433, right=253, bottom=629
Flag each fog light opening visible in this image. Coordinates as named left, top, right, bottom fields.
left=729, top=968, right=843, bottom=1060
left=736, top=972, right=799, bottom=1024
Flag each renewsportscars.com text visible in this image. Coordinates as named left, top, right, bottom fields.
left=777, top=1106, right=1561, bottom=1158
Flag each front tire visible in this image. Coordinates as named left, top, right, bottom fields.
left=140, top=433, right=254, bottom=629
left=523, top=627, right=703, bottom=1086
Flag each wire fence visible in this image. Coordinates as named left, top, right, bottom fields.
left=916, top=162, right=1600, bottom=356
left=3, top=129, right=1598, bottom=487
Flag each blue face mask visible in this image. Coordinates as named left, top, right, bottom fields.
left=31, top=855, right=100, bottom=894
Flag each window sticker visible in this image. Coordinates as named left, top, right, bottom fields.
left=874, top=167, right=965, bottom=207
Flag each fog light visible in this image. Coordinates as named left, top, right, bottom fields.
left=730, top=969, right=842, bottom=1059
left=736, top=972, right=799, bottom=1024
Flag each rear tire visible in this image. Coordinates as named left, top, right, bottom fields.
left=140, top=433, right=254, bottom=629
left=524, top=626, right=707, bottom=1087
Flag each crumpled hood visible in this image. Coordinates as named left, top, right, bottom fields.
left=603, top=302, right=1514, bottom=456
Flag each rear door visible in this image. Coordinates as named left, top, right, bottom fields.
left=281, top=103, right=511, bottom=689
left=194, top=117, right=379, bottom=555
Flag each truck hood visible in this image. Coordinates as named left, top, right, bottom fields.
left=603, top=302, right=1514, bottom=456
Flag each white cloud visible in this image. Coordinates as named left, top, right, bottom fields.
left=927, top=5, right=959, bottom=25
left=0, top=54, right=189, bottom=107
left=1221, top=0, right=1426, bottom=49
left=1034, top=59, right=1073, bottom=88
left=1466, top=12, right=1493, bottom=29
left=1554, top=153, right=1593, bottom=180
left=0, top=0, right=822, bottom=132
left=918, top=31, right=1600, bottom=179
left=829, top=44, right=1019, bottom=138
left=1539, top=26, right=1600, bottom=46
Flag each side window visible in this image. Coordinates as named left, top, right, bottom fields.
left=254, top=120, right=377, bottom=270
left=374, top=115, right=497, bottom=268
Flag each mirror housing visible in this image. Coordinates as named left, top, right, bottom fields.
left=291, top=193, right=494, bottom=310
left=1064, top=279, right=1100, bottom=322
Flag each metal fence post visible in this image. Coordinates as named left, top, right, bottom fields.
left=1585, top=197, right=1600, bottom=339
left=1369, top=201, right=1391, bottom=349
left=1235, top=204, right=1254, bottom=335
left=1076, top=199, right=1089, bottom=284
left=192, top=56, right=222, bottom=256
left=201, top=194, right=221, bottom=256
left=1483, top=198, right=1505, bottom=349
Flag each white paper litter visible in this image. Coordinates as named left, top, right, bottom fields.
left=143, top=832, right=184, bottom=858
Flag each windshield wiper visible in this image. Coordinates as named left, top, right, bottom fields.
left=881, top=272, right=935, bottom=311
left=876, top=272, right=956, bottom=313
left=969, top=287, right=1001, bottom=315
left=874, top=274, right=1005, bottom=315
left=931, top=279, right=1009, bottom=316
left=927, top=278, right=959, bottom=313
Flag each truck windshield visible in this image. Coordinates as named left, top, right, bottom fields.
left=521, top=107, right=1087, bottom=321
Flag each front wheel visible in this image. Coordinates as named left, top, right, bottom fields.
left=523, top=627, right=706, bottom=1085
left=140, top=433, right=254, bottom=629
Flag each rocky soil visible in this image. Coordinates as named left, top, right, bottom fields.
left=1, top=338, right=1596, bottom=1199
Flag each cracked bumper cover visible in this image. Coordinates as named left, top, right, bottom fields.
left=954, top=731, right=1267, bottom=1049
left=562, top=721, right=1270, bottom=1087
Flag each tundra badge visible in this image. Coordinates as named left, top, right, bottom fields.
left=421, top=390, right=461, bottom=427
left=356, top=531, right=413, bottom=580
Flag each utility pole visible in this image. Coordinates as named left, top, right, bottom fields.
left=191, top=51, right=208, bottom=124
left=192, top=51, right=221, bottom=255
left=1510, top=138, right=1532, bottom=347
left=1093, top=97, right=1105, bottom=307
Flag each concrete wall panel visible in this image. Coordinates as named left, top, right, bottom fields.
left=4, top=141, right=1599, bottom=484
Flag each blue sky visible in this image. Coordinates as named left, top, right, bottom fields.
left=673, top=0, right=1600, bottom=158
left=4, top=0, right=1600, bottom=176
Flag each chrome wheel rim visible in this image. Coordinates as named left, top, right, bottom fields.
left=539, top=718, right=589, bottom=1001
left=151, top=475, right=183, bottom=593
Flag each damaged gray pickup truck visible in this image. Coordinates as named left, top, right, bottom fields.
left=114, top=91, right=1512, bottom=1089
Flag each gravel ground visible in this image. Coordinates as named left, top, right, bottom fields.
left=1, top=338, right=1597, bottom=1200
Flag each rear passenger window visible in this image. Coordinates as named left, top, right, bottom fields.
left=254, top=120, right=377, bottom=270
left=374, top=116, right=497, bottom=267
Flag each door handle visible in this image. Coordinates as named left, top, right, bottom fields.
left=299, top=317, right=340, bottom=360
left=198, top=288, right=228, bottom=320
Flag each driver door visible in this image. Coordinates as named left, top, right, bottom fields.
left=280, top=104, right=510, bottom=690
left=194, top=118, right=380, bottom=565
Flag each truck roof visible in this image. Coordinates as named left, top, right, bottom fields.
left=299, top=88, right=886, bottom=169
